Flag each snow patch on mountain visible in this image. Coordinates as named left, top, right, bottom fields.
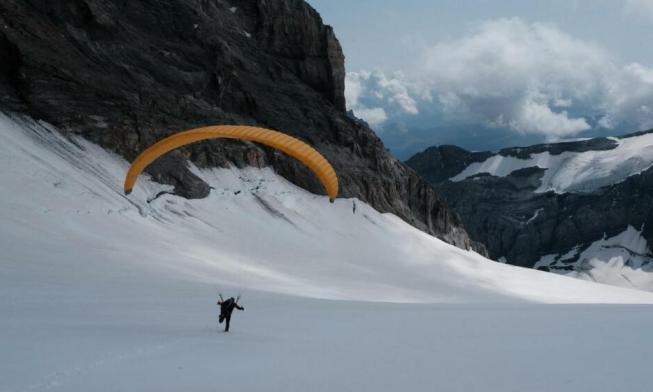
left=534, top=226, right=653, bottom=290
left=450, top=132, right=653, bottom=193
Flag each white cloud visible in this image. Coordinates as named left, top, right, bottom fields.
left=603, top=62, right=653, bottom=129
left=510, top=99, right=591, bottom=137
left=345, top=70, right=418, bottom=128
left=353, top=107, right=387, bottom=127
left=418, top=18, right=609, bottom=137
left=345, top=18, right=653, bottom=137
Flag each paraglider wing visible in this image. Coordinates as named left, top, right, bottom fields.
left=123, top=125, right=339, bottom=201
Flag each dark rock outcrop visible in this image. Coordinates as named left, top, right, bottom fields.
left=407, top=134, right=653, bottom=267
left=406, top=145, right=492, bottom=185
left=0, top=0, right=480, bottom=250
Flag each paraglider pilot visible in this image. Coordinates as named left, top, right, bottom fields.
left=218, top=295, right=244, bottom=332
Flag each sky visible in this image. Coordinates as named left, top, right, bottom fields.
left=309, top=0, right=653, bottom=158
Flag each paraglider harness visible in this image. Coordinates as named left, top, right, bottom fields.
left=217, top=294, right=244, bottom=331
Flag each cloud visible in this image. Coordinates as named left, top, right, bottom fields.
left=510, top=99, right=591, bottom=136
left=625, top=0, right=653, bottom=21
left=345, top=17, right=653, bottom=138
left=353, top=107, right=387, bottom=127
left=418, top=18, right=608, bottom=137
left=345, top=70, right=418, bottom=128
left=602, top=62, right=653, bottom=130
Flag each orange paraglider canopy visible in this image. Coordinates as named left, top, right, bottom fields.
left=123, top=125, right=339, bottom=201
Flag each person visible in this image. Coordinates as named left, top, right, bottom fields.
left=217, top=296, right=244, bottom=332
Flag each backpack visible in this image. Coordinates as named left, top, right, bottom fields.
left=220, top=297, right=235, bottom=314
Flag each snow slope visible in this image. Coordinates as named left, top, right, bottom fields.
left=450, top=133, right=653, bottom=193
left=2, top=112, right=651, bottom=304
left=3, top=113, right=653, bottom=392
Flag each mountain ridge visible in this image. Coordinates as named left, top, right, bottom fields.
left=406, top=129, right=653, bottom=290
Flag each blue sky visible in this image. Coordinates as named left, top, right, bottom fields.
left=309, top=0, right=653, bottom=158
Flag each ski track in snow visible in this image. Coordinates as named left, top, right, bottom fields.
left=3, top=112, right=653, bottom=392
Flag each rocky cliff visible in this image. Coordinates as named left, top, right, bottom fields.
left=0, top=0, right=478, bottom=250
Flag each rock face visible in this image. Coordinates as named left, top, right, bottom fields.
left=0, top=0, right=480, bottom=250
left=406, top=134, right=653, bottom=269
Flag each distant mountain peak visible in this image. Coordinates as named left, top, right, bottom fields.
left=407, top=131, right=653, bottom=291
